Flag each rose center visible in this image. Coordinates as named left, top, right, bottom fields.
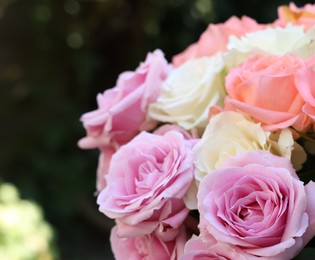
left=239, top=202, right=263, bottom=222
left=135, top=160, right=163, bottom=194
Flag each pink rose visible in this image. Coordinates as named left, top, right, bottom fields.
left=224, top=54, right=310, bottom=131
left=276, top=3, right=315, bottom=30
left=78, top=49, right=170, bottom=149
left=172, top=16, right=264, bottom=67
left=180, top=235, right=250, bottom=260
left=110, top=224, right=188, bottom=260
left=97, top=131, right=194, bottom=237
left=96, top=146, right=117, bottom=192
left=197, top=150, right=315, bottom=259
left=154, top=124, right=199, bottom=140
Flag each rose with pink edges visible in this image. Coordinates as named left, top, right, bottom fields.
left=97, top=131, right=194, bottom=237
left=78, top=49, right=170, bottom=149
left=197, top=150, right=315, bottom=259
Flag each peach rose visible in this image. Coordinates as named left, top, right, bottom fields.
left=277, top=3, right=315, bottom=30
left=295, top=57, right=315, bottom=125
left=224, top=53, right=310, bottom=131
left=172, top=16, right=264, bottom=67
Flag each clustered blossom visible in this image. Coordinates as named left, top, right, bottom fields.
left=79, top=2, right=315, bottom=259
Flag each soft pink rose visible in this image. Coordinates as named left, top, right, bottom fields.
left=276, top=3, right=315, bottom=30
left=197, top=150, right=315, bottom=259
left=180, top=235, right=250, bottom=260
left=172, top=16, right=264, bottom=67
left=154, top=124, right=199, bottom=140
left=78, top=49, right=170, bottom=149
left=96, top=146, right=117, bottom=192
left=110, top=224, right=188, bottom=260
left=97, top=131, right=194, bottom=237
left=224, top=54, right=310, bottom=131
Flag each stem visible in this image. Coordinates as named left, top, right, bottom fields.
left=291, top=127, right=315, bottom=145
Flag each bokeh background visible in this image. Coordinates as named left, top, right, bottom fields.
left=0, top=0, right=313, bottom=259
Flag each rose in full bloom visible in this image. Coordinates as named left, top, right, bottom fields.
left=172, top=16, right=264, bottom=67
left=110, top=224, right=188, bottom=260
left=224, top=53, right=311, bottom=131
left=197, top=151, right=315, bottom=259
left=78, top=49, right=170, bottom=149
left=97, top=131, right=194, bottom=237
left=149, top=54, right=226, bottom=131
left=277, top=3, right=315, bottom=30
left=194, top=111, right=305, bottom=181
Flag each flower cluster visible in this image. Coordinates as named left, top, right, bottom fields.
left=79, top=3, right=315, bottom=259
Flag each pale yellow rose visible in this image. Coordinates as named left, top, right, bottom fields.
left=225, top=25, right=315, bottom=68
left=193, top=111, right=306, bottom=181
left=184, top=111, right=306, bottom=209
left=149, top=54, right=226, bottom=131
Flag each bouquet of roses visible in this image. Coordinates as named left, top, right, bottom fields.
left=78, top=2, right=315, bottom=259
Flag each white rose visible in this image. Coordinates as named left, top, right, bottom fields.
left=193, top=111, right=305, bottom=181
left=225, top=24, right=315, bottom=68
left=149, top=54, right=226, bottom=131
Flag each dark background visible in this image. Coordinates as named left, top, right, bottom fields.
left=0, top=0, right=313, bottom=259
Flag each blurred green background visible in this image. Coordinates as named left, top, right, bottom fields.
left=0, top=0, right=313, bottom=259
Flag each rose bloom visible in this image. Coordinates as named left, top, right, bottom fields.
left=226, top=25, right=315, bottom=68
left=197, top=151, right=315, bottom=259
left=186, top=111, right=305, bottom=210
left=110, top=224, right=188, bottom=260
left=224, top=54, right=311, bottom=131
left=172, top=16, right=264, bottom=67
left=194, top=111, right=305, bottom=180
left=78, top=49, right=170, bottom=149
left=97, top=131, right=194, bottom=237
left=277, top=2, right=315, bottom=30
left=149, top=54, right=226, bottom=131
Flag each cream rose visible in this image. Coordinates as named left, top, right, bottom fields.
left=193, top=111, right=306, bottom=181
left=225, top=25, right=315, bottom=69
left=149, top=54, right=226, bottom=131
